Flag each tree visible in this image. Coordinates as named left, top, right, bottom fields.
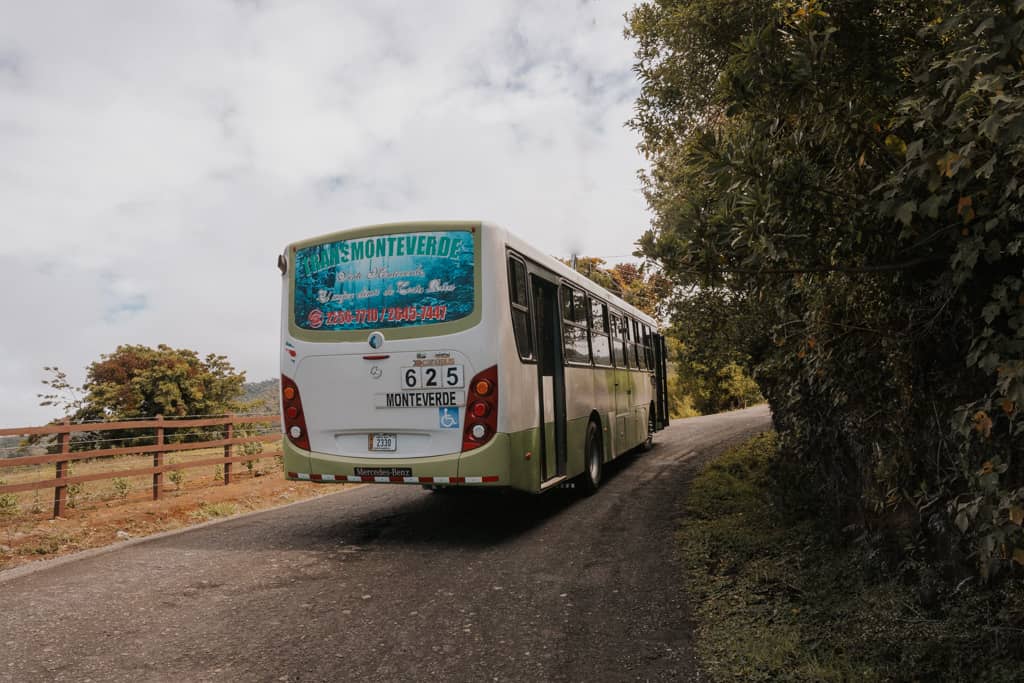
left=667, top=287, right=764, bottom=414
left=627, top=1, right=1024, bottom=578
left=40, top=345, right=247, bottom=448
left=73, top=344, right=246, bottom=420
left=558, top=256, right=674, bottom=318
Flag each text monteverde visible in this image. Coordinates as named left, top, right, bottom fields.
left=301, top=233, right=467, bottom=277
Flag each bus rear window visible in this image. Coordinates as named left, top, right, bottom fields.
left=293, top=230, right=475, bottom=331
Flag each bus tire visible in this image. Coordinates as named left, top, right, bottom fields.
left=582, top=420, right=603, bottom=494
left=642, top=405, right=655, bottom=451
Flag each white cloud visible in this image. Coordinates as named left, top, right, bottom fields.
left=0, top=0, right=649, bottom=427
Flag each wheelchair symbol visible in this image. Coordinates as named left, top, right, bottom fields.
left=439, top=407, right=459, bottom=429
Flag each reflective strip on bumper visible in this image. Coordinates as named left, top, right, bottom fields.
left=287, top=472, right=500, bottom=485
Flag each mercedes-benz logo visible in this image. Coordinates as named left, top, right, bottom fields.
left=369, top=366, right=383, bottom=380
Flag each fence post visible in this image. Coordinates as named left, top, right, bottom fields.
left=153, top=414, right=165, bottom=500
left=224, top=415, right=233, bottom=485
left=53, top=418, right=70, bottom=518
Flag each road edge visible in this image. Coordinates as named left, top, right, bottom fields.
left=0, top=483, right=365, bottom=585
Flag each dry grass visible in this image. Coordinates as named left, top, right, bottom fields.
left=0, top=456, right=347, bottom=572
left=0, top=442, right=281, bottom=515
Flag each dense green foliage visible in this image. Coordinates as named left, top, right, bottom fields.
left=628, top=1, right=1024, bottom=579
left=681, top=434, right=1024, bottom=681
left=38, top=345, right=247, bottom=448
left=667, top=287, right=764, bottom=413
left=73, top=344, right=246, bottom=421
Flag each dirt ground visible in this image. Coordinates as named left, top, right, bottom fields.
left=0, top=460, right=345, bottom=572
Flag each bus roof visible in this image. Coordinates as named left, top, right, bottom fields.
left=485, top=221, right=660, bottom=329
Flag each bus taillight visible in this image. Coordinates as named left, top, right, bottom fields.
left=281, top=375, right=311, bottom=451
left=462, top=365, right=497, bottom=452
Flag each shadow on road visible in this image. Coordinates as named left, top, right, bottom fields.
left=288, top=447, right=650, bottom=549
left=157, top=447, right=654, bottom=555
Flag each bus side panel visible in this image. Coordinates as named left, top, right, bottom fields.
left=629, top=370, right=645, bottom=448
left=627, top=368, right=654, bottom=448
left=497, top=352, right=540, bottom=436
left=593, top=366, right=617, bottom=460
left=563, top=415, right=593, bottom=479
left=503, top=427, right=543, bottom=492
left=561, top=366, right=591, bottom=478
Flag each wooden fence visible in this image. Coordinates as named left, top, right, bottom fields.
left=0, top=414, right=282, bottom=518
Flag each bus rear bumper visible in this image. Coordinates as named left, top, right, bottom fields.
left=282, top=435, right=517, bottom=488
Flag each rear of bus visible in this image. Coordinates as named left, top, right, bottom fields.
left=278, top=221, right=516, bottom=489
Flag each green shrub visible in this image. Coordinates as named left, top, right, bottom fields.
left=167, top=465, right=185, bottom=491
left=111, top=477, right=130, bottom=501
left=0, top=493, right=19, bottom=517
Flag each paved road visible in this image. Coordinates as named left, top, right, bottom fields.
left=1, top=406, right=770, bottom=682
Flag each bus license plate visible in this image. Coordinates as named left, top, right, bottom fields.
left=369, top=433, right=397, bottom=451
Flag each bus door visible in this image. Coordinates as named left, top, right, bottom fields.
left=652, top=333, right=670, bottom=430
left=530, top=274, right=567, bottom=480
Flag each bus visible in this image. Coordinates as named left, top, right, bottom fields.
left=278, top=221, right=670, bottom=494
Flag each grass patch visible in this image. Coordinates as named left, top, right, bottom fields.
left=16, top=532, right=75, bottom=556
left=191, top=502, right=238, bottom=520
left=681, top=433, right=1024, bottom=682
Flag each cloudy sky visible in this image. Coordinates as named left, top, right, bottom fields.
left=0, top=0, right=650, bottom=428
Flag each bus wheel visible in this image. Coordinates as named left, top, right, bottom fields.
left=582, top=420, right=603, bottom=494
left=643, top=409, right=655, bottom=451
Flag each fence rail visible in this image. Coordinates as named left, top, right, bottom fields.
left=0, top=414, right=283, bottom=518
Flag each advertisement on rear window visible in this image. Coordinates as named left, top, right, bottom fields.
left=293, top=230, right=475, bottom=331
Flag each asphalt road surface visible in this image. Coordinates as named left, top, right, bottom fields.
left=1, top=406, right=771, bottom=683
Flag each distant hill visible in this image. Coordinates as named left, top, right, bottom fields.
left=241, top=379, right=280, bottom=414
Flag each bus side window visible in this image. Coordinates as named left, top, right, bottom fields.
left=561, top=284, right=591, bottom=365
left=589, top=297, right=611, bottom=366
left=508, top=256, right=534, bottom=361
left=622, top=319, right=630, bottom=370
left=610, top=315, right=626, bottom=368
left=609, top=313, right=618, bottom=366
left=642, top=325, right=653, bottom=371
left=632, top=319, right=646, bottom=370
left=625, top=318, right=636, bottom=369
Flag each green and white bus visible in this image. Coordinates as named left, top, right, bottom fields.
left=278, top=221, right=670, bottom=493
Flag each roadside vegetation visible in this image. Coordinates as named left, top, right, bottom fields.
left=682, top=434, right=1024, bottom=681
left=628, top=0, right=1024, bottom=600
